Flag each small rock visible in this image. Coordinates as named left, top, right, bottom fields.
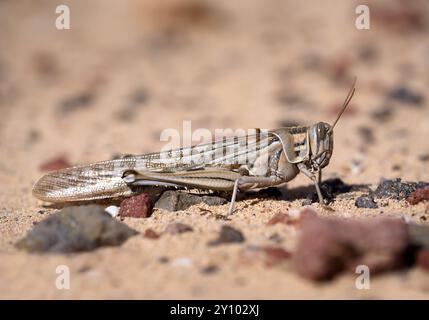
left=39, top=155, right=71, bottom=171
left=357, top=126, right=375, bottom=144
left=373, top=178, right=429, bottom=200
left=164, top=222, right=193, bottom=234
left=263, top=246, right=291, bottom=266
left=416, top=249, right=429, bottom=270
left=16, top=205, right=138, bottom=253
left=154, top=190, right=227, bottom=211
left=392, top=164, right=401, bottom=171
left=418, top=154, right=429, bottom=162
left=355, top=195, right=378, bottom=208
left=172, top=257, right=192, bottom=267
left=208, top=225, right=245, bottom=246
left=57, top=92, right=94, bottom=114
left=129, top=87, right=149, bottom=105
left=144, top=228, right=160, bottom=239
left=266, top=213, right=290, bottom=226
left=119, top=194, right=153, bottom=218
left=407, top=224, right=429, bottom=248
left=33, top=52, right=59, bottom=78
left=370, top=107, right=394, bottom=123
left=158, top=256, right=170, bottom=264
left=292, top=215, right=410, bottom=281
left=357, top=45, right=379, bottom=63
left=389, top=87, right=424, bottom=106
left=201, top=265, right=219, bottom=274
left=406, top=187, right=429, bottom=205
left=372, top=4, right=426, bottom=33
left=105, top=205, right=120, bottom=217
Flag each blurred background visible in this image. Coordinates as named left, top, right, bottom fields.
left=1, top=0, right=429, bottom=184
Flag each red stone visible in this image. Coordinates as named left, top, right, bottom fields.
left=292, top=215, right=410, bottom=281
left=406, top=187, right=429, bottom=205
left=144, top=228, right=160, bottom=239
left=416, top=249, right=429, bottom=270
left=263, top=246, right=291, bottom=267
left=39, top=155, right=71, bottom=171
left=119, top=194, right=153, bottom=218
left=266, top=213, right=290, bottom=226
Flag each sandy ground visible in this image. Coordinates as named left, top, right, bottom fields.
left=1, top=0, right=429, bottom=299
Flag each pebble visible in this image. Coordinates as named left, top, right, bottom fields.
left=389, top=86, right=424, bottom=105
left=105, top=205, right=120, bottom=217
left=201, top=265, right=219, bottom=274
left=172, top=257, right=192, bottom=267
left=373, top=178, right=429, bottom=200
left=16, top=205, right=138, bottom=253
left=164, top=222, right=193, bottom=235
left=144, top=228, right=160, bottom=239
left=355, top=195, right=378, bottom=209
left=370, top=107, right=394, bottom=123
left=57, top=92, right=94, bottom=115
left=39, top=155, right=71, bottom=171
left=416, top=249, right=429, bottom=270
left=119, top=194, right=153, bottom=218
left=357, top=126, right=375, bottom=144
left=57, top=92, right=95, bottom=115
left=263, top=246, right=291, bottom=267
left=129, top=87, right=149, bottom=105
left=292, top=215, right=410, bottom=281
left=406, top=186, right=429, bottom=205
left=208, top=225, right=245, bottom=246
left=154, top=190, right=227, bottom=211
left=418, top=154, right=429, bottom=162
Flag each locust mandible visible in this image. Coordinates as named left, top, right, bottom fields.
left=33, top=80, right=355, bottom=215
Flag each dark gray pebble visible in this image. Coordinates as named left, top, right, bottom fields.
left=208, top=225, right=245, bottom=246
left=16, top=205, right=138, bottom=253
left=154, top=191, right=227, bottom=211
left=389, top=87, right=424, bottom=106
left=201, top=265, right=219, bottom=274
left=355, top=195, right=378, bottom=209
left=57, top=92, right=94, bottom=115
left=373, top=178, right=429, bottom=200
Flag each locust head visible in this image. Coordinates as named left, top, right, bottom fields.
left=309, top=122, right=333, bottom=169
left=309, top=78, right=356, bottom=171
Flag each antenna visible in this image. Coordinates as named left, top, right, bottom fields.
left=329, top=77, right=356, bottom=132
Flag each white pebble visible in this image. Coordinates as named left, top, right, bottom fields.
left=105, top=205, right=120, bottom=217
left=172, top=257, right=192, bottom=267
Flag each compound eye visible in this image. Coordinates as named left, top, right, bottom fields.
left=318, top=127, right=326, bottom=139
